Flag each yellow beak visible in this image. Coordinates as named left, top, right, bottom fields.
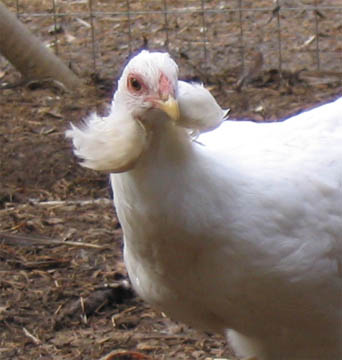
left=153, top=95, right=180, bottom=122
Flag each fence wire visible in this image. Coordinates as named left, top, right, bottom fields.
left=4, top=1, right=342, bottom=81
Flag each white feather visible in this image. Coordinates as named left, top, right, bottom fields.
left=65, top=110, right=147, bottom=172
left=178, top=80, right=229, bottom=132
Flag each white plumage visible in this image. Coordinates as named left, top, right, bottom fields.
left=66, top=50, right=342, bottom=360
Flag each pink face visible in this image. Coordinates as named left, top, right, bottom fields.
left=158, top=72, right=175, bottom=100
left=127, top=72, right=175, bottom=102
left=125, top=67, right=179, bottom=122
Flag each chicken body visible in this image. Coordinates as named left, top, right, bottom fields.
left=67, top=51, right=342, bottom=360
left=112, top=100, right=342, bottom=360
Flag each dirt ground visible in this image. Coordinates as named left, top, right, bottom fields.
left=0, top=1, right=341, bottom=359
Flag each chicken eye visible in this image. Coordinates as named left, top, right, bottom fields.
left=130, top=77, right=142, bottom=92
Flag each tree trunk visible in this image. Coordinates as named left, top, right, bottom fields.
left=0, top=2, right=81, bottom=90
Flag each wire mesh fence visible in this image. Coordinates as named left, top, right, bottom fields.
left=2, top=0, right=342, bottom=82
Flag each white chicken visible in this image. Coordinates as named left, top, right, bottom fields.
left=66, top=50, right=342, bottom=360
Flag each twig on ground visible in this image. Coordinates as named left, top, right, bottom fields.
left=23, top=327, right=42, bottom=345
left=0, top=232, right=109, bottom=249
left=29, top=198, right=112, bottom=207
